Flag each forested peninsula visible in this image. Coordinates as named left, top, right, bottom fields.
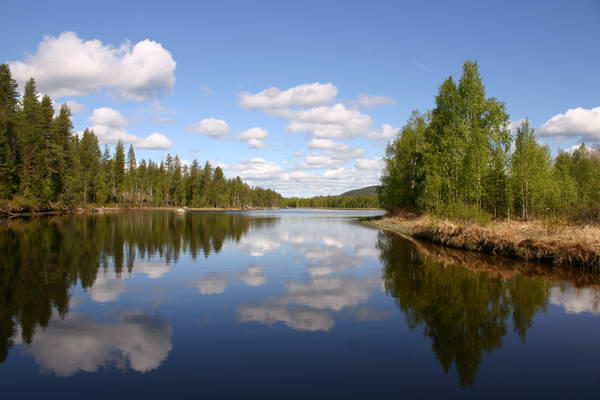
left=374, top=61, right=600, bottom=270
left=0, top=64, right=281, bottom=217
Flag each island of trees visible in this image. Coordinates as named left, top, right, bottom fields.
left=0, top=64, right=281, bottom=214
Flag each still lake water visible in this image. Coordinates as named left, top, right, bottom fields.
left=2, top=209, right=600, bottom=398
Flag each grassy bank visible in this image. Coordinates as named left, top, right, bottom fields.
left=366, top=215, right=600, bottom=271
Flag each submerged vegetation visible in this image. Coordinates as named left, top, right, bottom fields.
left=0, top=64, right=281, bottom=215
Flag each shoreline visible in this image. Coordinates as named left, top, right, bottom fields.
left=364, top=215, right=600, bottom=271
left=1, top=205, right=385, bottom=220
left=0, top=205, right=282, bottom=220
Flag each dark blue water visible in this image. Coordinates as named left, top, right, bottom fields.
left=1, top=209, right=600, bottom=398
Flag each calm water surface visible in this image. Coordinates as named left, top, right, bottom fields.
left=2, top=209, right=600, bottom=398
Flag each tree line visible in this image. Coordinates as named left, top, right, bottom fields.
left=282, top=194, right=379, bottom=209
left=0, top=64, right=282, bottom=210
left=379, top=60, right=600, bottom=221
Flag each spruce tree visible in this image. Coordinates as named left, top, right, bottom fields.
left=126, top=145, right=137, bottom=203
left=18, top=78, right=42, bottom=198
left=113, top=141, right=125, bottom=203
left=0, top=64, right=19, bottom=198
left=50, top=104, right=73, bottom=199
left=189, top=159, right=200, bottom=206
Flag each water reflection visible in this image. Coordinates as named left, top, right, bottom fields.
left=550, top=285, right=600, bottom=315
left=238, top=265, right=266, bottom=287
left=237, top=274, right=381, bottom=332
left=3, top=210, right=600, bottom=391
left=235, top=215, right=384, bottom=332
left=274, top=276, right=380, bottom=311
left=378, top=231, right=565, bottom=385
left=16, top=310, right=172, bottom=377
left=0, top=211, right=275, bottom=364
left=193, top=273, right=229, bottom=295
left=88, top=274, right=126, bottom=303
left=238, top=305, right=335, bottom=332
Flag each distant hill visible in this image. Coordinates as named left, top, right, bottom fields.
left=340, top=185, right=379, bottom=196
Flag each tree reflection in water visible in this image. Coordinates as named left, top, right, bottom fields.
left=0, top=211, right=276, bottom=365
left=377, top=230, right=550, bottom=386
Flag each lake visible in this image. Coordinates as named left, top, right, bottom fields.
left=1, top=209, right=600, bottom=398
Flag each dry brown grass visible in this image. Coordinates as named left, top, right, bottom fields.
left=372, top=215, right=600, bottom=271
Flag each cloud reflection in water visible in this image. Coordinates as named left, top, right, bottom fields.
left=17, top=311, right=172, bottom=377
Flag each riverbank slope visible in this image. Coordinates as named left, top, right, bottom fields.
left=366, top=215, right=600, bottom=271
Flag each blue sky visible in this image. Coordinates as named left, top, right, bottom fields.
left=1, top=0, right=599, bottom=196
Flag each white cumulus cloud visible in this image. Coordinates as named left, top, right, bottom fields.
left=296, top=142, right=366, bottom=170
left=239, top=127, right=268, bottom=148
left=275, top=104, right=373, bottom=139
left=221, top=158, right=282, bottom=180
left=239, top=82, right=337, bottom=109
left=8, top=31, right=176, bottom=100
left=240, top=127, right=268, bottom=140
left=90, top=106, right=128, bottom=128
left=355, top=157, right=384, bottom=170
left=539, top=106, right=600, bottom=142
left=88, top=107, right=172, bottom=149
left=355, top=93, right=395, bottom=108
left=61, top=100, right=85, bottom=113
left=188, top=118, right=230, bottom=137
left=323, top=167, right=355, bottom=180
left=300, top=154, right=340, bottom=169
left=365, top=123, right=398, bottom=141
left=308, top=138, right=351, bottom=152
left=508, top=118, right=527, bottom=135
left=216, top=157, right=382, bottom=197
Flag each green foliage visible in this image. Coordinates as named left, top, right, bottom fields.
left=437, top=202, right=492, bottom=225
left=421, top=61, right=510, bottom=215
left=0, top=64, right=19, bottom=198
left=282, top=194, right=379, bottom=209
left=379, top=60, right=600, bottom=222
left=379, top=110, right=426, bottom=211
left=0, top=65, right=283, bottom=210
left=510, top=120, right=556, bottom=218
